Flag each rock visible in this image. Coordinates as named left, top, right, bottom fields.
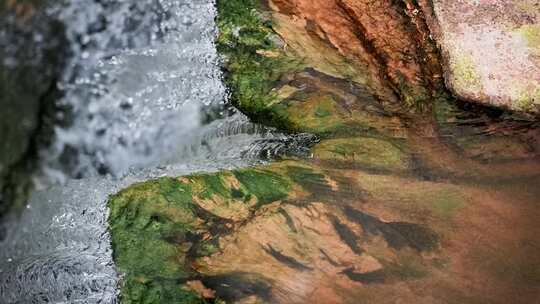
left=109, top=150, right=540, bottom=303
left=108, top=169, right=294, bottom=303
left=185, top=280, right=216, bottom=299
left=109, top=0, right=540, bottom=303
left=268, top=0, right=444, bottom=108
left=109, top=161, right=447, bottom=303
left=217, top=0, right=446, bottom=125
left=0, top=0, right=68, bottom=218
left=424, top=0, right=540, bottom=114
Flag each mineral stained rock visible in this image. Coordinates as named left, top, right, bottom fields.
left=267, top=0, right=444, bottom=108
left=109, top=0, right=540, bottom=303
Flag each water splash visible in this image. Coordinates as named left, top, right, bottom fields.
left=0, top=1, right=315, bottom=303
left=44, top=0, right=225, bottom=179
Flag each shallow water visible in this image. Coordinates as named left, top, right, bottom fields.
left=0, top=1, right=310, bottom=303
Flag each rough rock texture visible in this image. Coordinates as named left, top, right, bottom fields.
left=425, top=0, right=540, bottom=113
left=0, top=0, right=67, bottom=219
left=268, top=0, right=445, bottom=108
left=109, top=0, right=540, bottom=303
left=110, top=118, right=540, bottom=304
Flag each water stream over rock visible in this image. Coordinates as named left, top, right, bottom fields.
left=3, top=0, right=539, bottom=303
left=0, top=1, right=310, bottom=303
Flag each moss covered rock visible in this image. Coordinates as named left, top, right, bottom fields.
left=109, top=178, right=208, bottom=303
left=109, top=168, right=296, bottom=303
left=109, top=0, right=540, bottom=303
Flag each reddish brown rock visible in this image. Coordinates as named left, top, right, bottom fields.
left=109, top=1, right=540, bottom=303
left=268, top=0, right=444, bottom=107
left=269, top=0, right=540, bottom=114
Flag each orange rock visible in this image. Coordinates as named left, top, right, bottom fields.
left=268, top=0, right=444, bottom=106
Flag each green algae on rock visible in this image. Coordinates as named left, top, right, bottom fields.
left=216, top=0, right=303, bottom=130
left=109, top=159, right=451, bottom=302
left=108, top=168, right=296, bottom=303
left=313, top=137, right=410, bottom=173
left=108, top=0, right=540, bottom=303
left=108, top=178, right=206, bottom=303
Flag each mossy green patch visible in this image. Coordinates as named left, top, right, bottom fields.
left=452, top=54, right=482, bottom=94
left=356, top=174, right=466, bottom=222
left=215, top=0, right=406, bottom=138
left=285, top=95, right=348, bottom=136
left=186, top=171, right=288, bottom=220
left=428, top=189, right=465, bottom=219
left=109, top=168, right=295, bottom=302
left=159, top=178, right=194, bottom=203
left=108, top=178, right=205, bottom=304
left=396, top=72, right=431, bottom=110
left=287, top=166, right=332, bottom=195
left=314, top=105, right=332, bottom=118
left=192, top=239, right=220, bottom=258
left=515, top=85, right=540, bottom=112
left=190, top=173, right=231, bottom=200
left=407, top=186, right=465, bottom=220
left=517, top=24, right=540, bottom=54
left=280, top=93, right=391, bottom=138
left=433, top=97, right=461, bottom=125
left=233, top=168, right=291, bottom=206
left=121, top=279, right=207, bottom=304
left=216, top=0, right=302, bottom=129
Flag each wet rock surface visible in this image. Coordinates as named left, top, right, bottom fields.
left=0, top=0, right=69, bottom=219
left=268, top=0, right=446, bottom=109
left=1, top=0, right=319, bottom=302
left=108, top=0, right=540, bottom=303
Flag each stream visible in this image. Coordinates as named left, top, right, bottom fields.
left=0, top=1, right=310, bottom=303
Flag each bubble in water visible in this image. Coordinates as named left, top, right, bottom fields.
left=0, top=1, right=315, bottom=303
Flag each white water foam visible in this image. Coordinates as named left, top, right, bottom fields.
left=0, top=1, right=309, bottom=303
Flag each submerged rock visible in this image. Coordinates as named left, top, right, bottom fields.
left=110, top=161, right=447, bottom=303
left=108, top=0, right=540, bottom=303
left=109, top=146, right=540, bottom=303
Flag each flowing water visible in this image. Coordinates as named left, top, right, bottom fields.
left=0, top=1, right=311, bottom=303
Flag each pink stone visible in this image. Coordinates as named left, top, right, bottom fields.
left=427, top=0, right=540, bottom=113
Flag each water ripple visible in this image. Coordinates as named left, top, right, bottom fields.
left=0, top=1, right=315, bottom=303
